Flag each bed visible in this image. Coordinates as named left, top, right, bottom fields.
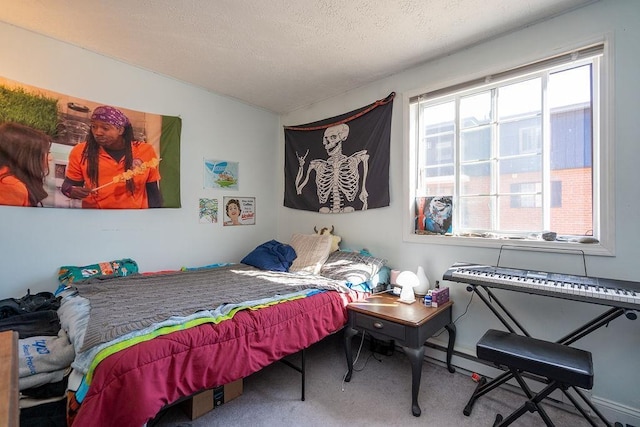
left=55, top=236, right=387, bottom=427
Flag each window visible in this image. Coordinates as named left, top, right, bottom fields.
left=406, top=43, right=613, bottom=254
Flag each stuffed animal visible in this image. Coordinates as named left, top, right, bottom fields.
left=314, top=225, right=341, bottom=252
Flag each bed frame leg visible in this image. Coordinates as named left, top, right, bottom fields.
left=279, top=348, right=306, bottom=401
left=301, top=348, right=305, bottom=401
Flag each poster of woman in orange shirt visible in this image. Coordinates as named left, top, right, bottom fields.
left=61, top=106, right=162, bottom=209
left=0, top=122, right=51, bottom=207
left=0, top=76, right=182, bottom=209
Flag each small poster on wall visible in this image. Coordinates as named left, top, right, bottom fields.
left=199, top=198, right=218, bottom=223
left=204, top=159, right=239, bottom=190
left=415, top=196, right=453, bottom=235
left=223, top=196, right=255, bottom=226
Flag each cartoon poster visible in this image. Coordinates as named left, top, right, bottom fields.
left=415, top=196, right=453, bottom=235
left=204, top=159, right=239, bottom=190
left=223, top=196, right=255, bottom=226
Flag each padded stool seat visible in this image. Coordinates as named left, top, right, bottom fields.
left=477, top=329, right=593, bottom=389
left=476, top=329, right=594, bottom=427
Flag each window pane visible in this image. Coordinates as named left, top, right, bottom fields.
left=423, top=102, right=454, bottom=130
left=549, top=65, right=591, bottom=108
left=424, top=134, right=453, bottom=164
left=499, top=117, right=542, bottom=156
left=421, top=101, right=455, bottom=172
left=460, top=162, right=491, bottom=195
left=421, top=167, right=455, bottom=196
left=499, top=194, right=543, bottom=231
left=510, top=182, right=542, bottom=208
left=461, top=92, right=491, bottom=128
left=460, top=127, right=491, bottom=161
left=499, top=156, right=542, bottom=195
left=550, top=169, right=592, bottom=235
left=459, top=196, right=492, bottom=229
left=498, top=78, right=541, bottom=119
left=420, top=101, right=456, bottom=195
left=548, top=64, right=593, bottom=235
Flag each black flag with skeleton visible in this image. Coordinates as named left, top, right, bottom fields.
left=284, top=92, right=394, bottom=213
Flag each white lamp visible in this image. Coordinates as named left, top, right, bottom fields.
left=414, top=266, right=430, bottom=296
left=396, top=270, right=418, bottom=304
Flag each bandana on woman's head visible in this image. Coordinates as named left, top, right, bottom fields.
left=91, top=106, right=130, bottom=128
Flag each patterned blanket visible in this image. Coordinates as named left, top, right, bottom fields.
left=75, top=264, right=349, bottom=352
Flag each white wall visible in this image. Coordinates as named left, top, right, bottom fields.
left=0, top=22, right=280, bottom=296
left=278, top=0, right=640, bottom=423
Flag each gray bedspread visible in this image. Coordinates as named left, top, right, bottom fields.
left=75, top=264, right=349, bottom=352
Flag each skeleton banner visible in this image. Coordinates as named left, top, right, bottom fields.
left=284, top=92, right=394, bottom=213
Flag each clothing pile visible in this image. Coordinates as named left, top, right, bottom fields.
left=0, top=290, right=74, bottom=427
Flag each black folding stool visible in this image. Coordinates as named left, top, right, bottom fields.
left=476, top=329, right=595, bottom=427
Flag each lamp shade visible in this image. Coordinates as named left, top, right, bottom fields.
left=396, top=270, right=418, bottom=303
left=414, top=266, right=430, bottom=296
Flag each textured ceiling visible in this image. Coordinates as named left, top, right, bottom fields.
left=0, top=0, right=594, bottom=114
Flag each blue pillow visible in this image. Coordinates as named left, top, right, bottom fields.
left=241, top=240, right=297, bottom=272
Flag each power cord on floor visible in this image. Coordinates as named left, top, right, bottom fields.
left=353, top=350, right=382, bottom=371
left=431, top=290, right=475, bottom=338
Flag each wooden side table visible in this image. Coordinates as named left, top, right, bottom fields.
left=343, top=294, right=456, bottom=417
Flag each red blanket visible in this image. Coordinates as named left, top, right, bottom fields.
left=70, top=290, right=356, bottom=426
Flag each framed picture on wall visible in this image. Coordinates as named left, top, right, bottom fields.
left=223, top=196, right=255, bottom=226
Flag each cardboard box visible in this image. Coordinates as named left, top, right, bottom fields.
left=182, top=379, right=243, bottom=420
left=431, top=287, right=450, bottom=307
left=182, top=389, right=214, bottom=420
left=215, top=378, right=243, bottom=407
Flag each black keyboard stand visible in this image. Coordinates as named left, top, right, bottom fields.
left=463, top=282, right=626, bottom=427
left=446, top=246, right=637, bottom=427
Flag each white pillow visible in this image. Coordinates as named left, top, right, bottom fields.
left=289, top=233, right=333, bottom=274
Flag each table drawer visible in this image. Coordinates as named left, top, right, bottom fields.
left=353, top=313, right=406, bottom=341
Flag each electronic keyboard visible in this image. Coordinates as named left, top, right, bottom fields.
left=443, top=262, right=640, bottom=310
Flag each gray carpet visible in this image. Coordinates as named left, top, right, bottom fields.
left=152, top=332, right=597, bottom=426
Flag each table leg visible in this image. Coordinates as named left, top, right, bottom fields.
left=445, top=323, right=456, bottom=373
left=404, top=345, right=426, bottom=417
left=343, top=327, right=358, bottom=382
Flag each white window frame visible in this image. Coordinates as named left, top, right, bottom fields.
left=402, top=37, right=615, bottom=256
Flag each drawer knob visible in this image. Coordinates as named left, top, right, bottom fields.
left=373, top=321, right=384, bottom=329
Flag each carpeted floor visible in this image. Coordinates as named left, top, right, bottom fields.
left=152, top=331, right=598, bottom=426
